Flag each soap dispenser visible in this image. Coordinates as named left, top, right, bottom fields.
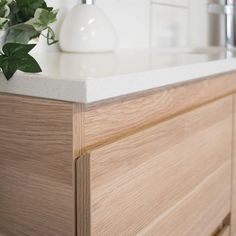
left=59, top=0, right=118, bottom=53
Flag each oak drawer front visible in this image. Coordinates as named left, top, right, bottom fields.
left=138, top=162, right=231, bottom=236
left=84, top=72, right=236, bottom=149
left=78, top=96, right=233, bottom=235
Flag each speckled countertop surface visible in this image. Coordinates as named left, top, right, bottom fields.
left=0, top=48, right=236, bottom=103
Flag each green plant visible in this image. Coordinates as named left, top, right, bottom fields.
left=0, top=0, right=58, bottom=80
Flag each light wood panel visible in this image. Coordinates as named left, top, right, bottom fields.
left=217, top=226, right=230, bottom=236
left=0, top=94, right=77, bottom=236
left=78, top=96, right=233, bottom=235
left=84, top=71, right=236, bottom=149
left=138, top=163, right=231, bottom=236
left=73, top=103, right=85, bottom=159
left=231, top=94, right=236, bottom=236
left=76, top=154, right=90, bottom=236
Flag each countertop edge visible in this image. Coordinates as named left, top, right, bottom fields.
left=0, top=58, right=236, bottom=104
left=85, top=58, right=236, bottom=103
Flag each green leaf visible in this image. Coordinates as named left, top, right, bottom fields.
left=2, top=42, right=36, bottom=56
left=0, top=43, right=42, bottom=80
left=25, top=8, right=58, bottom=45
left=16, top=54, right=41, bottom=73
left=6, top=0, right=58, bottom=45
left=11, top=0, right=51, bottom=23
left=0, top=0, right=58, bottom=80
left=15, top=0, right=46, bottom=10
left=6, top=24, right=40, bottom=44
left=0, top=0, right=8, bottom=8
left=26, top=8, right=58, bottom=32
left=0, top=55, right=17, bottom=80
left=0, top=17, right=8, bottom=30
left=0, top=0, right=10, bottom=18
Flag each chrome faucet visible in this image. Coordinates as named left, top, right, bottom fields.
left=208, top=0, right=236, bottom=49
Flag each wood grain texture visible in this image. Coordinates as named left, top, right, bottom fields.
left=217, top=226, right=230, bottom=236
left=73, top=103, right=85, bottom=159
left=72, top=103, right=85, bottom=235
left=0, top=94, right=75, bottom=236
left=84, top=71, right=236, bottom=149
left=76, top=154, right=90, bottom=236
left=83, top=96, right=233, bottom=235
left=138, top=163, right=231, bottom=236
left=231, top=94, right=236, bottom=236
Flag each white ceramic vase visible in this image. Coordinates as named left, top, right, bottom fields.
left=59, top=0, right=118, bottom=53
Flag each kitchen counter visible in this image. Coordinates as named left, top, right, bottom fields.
left=0, top=48, right=236, bottom=103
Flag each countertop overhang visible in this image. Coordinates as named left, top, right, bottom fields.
left=0, top=48, right=236, bottom=104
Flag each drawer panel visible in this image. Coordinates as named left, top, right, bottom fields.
left=139, top=162, right=231, bottom=236
left=84, top=72, right=236, bottom=149
left=78, top=96, right=233, bottom=235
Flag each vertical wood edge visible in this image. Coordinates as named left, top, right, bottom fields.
left=73, top=103, right=85, bottom=158
left=76, top=154, right=91, bottom=236
left=231, top=94, right=236, bottom=236
left=73, top=157, right=77, bottom=236
left=73, top=103, right=88, bottom=235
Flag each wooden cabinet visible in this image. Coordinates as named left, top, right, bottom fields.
left=1, top=72, right=236, bottom=236
left=77, top=96, right=233, bottom=235
left=0, top=95, right=75, bottom=236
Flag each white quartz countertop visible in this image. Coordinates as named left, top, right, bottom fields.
left=0, top=48, right=236, bottom=104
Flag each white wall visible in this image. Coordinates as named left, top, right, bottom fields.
left=189, top=0, right=208, bottom=48
left=97, top=0, right=150, bottom=49
left=151, top=0, right=208, bottom=49
left=39, top=0, right=208, bottom=52
left=151, top=1, right=189, bottom=48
